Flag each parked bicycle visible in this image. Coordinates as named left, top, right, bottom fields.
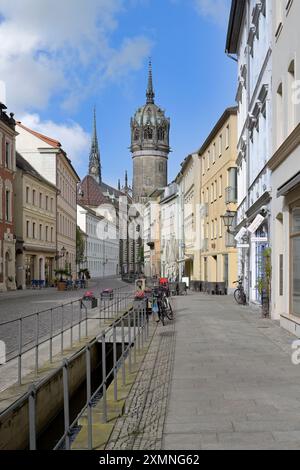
left=152, top=287, right=174, bottom=325
left=233, top=278, right=247, bottom=305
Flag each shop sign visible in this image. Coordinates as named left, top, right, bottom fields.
left=247, top=214, right=265, bottom=234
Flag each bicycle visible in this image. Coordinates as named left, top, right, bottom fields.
left=233, top=278, right=247, bottom=305
left=152, top=287, right=174, bottom=325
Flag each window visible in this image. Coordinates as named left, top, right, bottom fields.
left=26, top=221, right=30, bottom=238
left=32, top=223, right=36, bottom=239
left=32, top=190, right=36, bottom=206
left=39, top=224, right=43, bottom=240
left=277, top=83, right=284, bottom=147
left=39, top=193, right=43, bottom=209
left=212, top=144, right=216, bottom=164
left=219, top=135, right=222, bottom=157
left=26, top=187, right=30, bottom=204
left=5, top=142, right=11, bottom=169
left=45, top=226, right=48, bottom=241
left=45, top=196, right=49, bottom=211
left=288, top=60, right=296, bottom=134
left=219, top=218, right=223, bottom=238
left=211, top=184, right=214, bottom=203
left=214, top=180, right=217, bottom=201
left=158, top=128, right=165, bottom=141
left=211, top=220, right=214, bottom=240
left=5, top=190, right=10, bottom=221
left=291, top=207, right=300, bottom=316
left=225, top=125, right=230, bottom=149
left=215, top=218, right=218, bottom=239
left=219, top=175, right=223, bottom=198
left=207, top=151, right=210, bottom=171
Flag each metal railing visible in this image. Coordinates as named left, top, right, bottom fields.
left=0, top=286, right=135, bottom=386
left=0, top=299, right=149, bottom=450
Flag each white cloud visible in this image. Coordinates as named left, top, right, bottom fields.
left=194, top=0, right=230, bottom=27
left=0, top=0, right=153, bottom=113
left=20, top=113, right=90, bottom=168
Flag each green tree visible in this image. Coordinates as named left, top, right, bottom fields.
left=76, top=226, right=86, bottom=266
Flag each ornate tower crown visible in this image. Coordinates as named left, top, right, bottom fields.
left=130, top=61, right=171, bottom=202
left=89, top=107, right=102, bottom=184
left=130, top=61, right=170, bottom=154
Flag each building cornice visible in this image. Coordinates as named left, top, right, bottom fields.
left=268, top=124, right=300, bottom=171
left=226, top=0, right=246, bottom=54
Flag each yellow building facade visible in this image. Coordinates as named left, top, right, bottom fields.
left=199, top=107, right=238, bottom=295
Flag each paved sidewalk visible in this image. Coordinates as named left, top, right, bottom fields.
left=163, top=293, right=300, bottom=450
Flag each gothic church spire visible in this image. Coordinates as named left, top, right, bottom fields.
left=146, top=60, right=155, bottom=104
left=89, top=107, right=102, bottom=184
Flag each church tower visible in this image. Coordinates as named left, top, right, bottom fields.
left=89, top=107, right=102, bottom=184
left=131, top=62, right=170, bottom=203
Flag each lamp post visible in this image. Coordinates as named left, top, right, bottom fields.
left=221, top=210, right=236, bottom=234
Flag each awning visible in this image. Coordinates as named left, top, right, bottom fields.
left=277, top=171, right=300, bottom=197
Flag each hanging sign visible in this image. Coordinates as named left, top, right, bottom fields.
left=235, top=227, right=248, bottom=242
left=247, top=214, right=264, bottom=234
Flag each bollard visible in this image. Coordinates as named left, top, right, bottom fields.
left=102, top=334, right=107, bottom=423
left=113, top=325, right=118, bottom=402
left=86, top=346, right=93, bottom=450
left=28, top=385, right=37, bottom=450
left=18, top=317, right=23, bottom=386
left=63, top=359, right=70, bottom=450
left=85, top=303, right=88, bottom=337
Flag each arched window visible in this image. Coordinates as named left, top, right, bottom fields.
left=158, top=127, right=165, bottom=141
left=134, top=129, right=140, bottom=141
left=144, top=127, right=153, bottom=140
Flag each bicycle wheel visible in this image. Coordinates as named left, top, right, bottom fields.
left=234, top=289, right=243, bottom=305
left=166, top=302, right=174, bottom=321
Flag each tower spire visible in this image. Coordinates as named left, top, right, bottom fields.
left=125, top=170, right=128, bottom=189
left=89, top=106, right=102, bottom=184
left=146, top=59, right=155, bottom=104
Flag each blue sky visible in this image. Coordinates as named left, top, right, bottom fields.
left=0, top=0, right=235, bottom=187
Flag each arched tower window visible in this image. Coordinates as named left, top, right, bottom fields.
left=144, top=126, right=153, bottom=140
left=134, top=129, right=140, bottom=141
left=157, top=127, right=165, bottom=141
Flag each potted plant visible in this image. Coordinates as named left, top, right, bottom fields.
left=54, top=269, right=69, bottom=291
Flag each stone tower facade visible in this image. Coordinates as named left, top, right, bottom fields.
left=131, top=62, right=170, bottom=203
left=89, top=108, right=102, bottom=184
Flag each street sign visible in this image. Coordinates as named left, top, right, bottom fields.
left=247, top=214, right=264, bottom=234
left=237, top=243, right=250, bottom=249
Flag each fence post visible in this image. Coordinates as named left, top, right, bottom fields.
left=18, top=317, right=23, bottom=386
left=35, top=312, right=39, bottom=375
left=50, top=308, right=53, bottom=363
left=85, top=303, right=88, bottom=337
left=28, top=385, right=37, bottom=450
left=113, top=325, right=118, bottom=402
left=61, top=305, right=64, bottom=355
left=128, top=311, right=132, bottom=374
left=121, top=317, right=126, bottom=386
left=63, top=359, right=70, bottom=450
left=86, top=346, right=93, bottom=450
left=134, top=308, right=137, bottom=365
left=79, top=301, right=82, bottom=342
left=102, top=333, right=107, bottom=423
left=70, top=302, right=74, bottom=349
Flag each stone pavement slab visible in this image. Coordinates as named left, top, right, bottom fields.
left=162, top=293, right=300, bottom=451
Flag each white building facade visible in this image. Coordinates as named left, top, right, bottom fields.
left=77, top=204, right=119, bottom=278
left=268, top=0, right=300, bottom=332
left=160, top=183, right=180, bottom=281
left=226, top=0, right=273, bottom=306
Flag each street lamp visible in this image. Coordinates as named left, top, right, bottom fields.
left=221, top=210, right=236, bottom=234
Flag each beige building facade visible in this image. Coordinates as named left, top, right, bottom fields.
left=15, top=153, right=57, bottom=288
left=16, top=123, right=80, bottom=278
left=268, top=0, right=300, bottom=333
left=199, top=107, right=238, bottom=294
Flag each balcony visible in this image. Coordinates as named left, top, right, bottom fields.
left=225, top=232, right=236, bottom=248
left=225, top=186, right=237, bottom=204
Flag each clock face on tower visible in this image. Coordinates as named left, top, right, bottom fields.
left=91, top=166, right=97, bottom=174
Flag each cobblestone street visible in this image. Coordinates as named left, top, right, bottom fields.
left=0, top=277, right=127, bottom=359
left=108, top=292, right=300, bottom=451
